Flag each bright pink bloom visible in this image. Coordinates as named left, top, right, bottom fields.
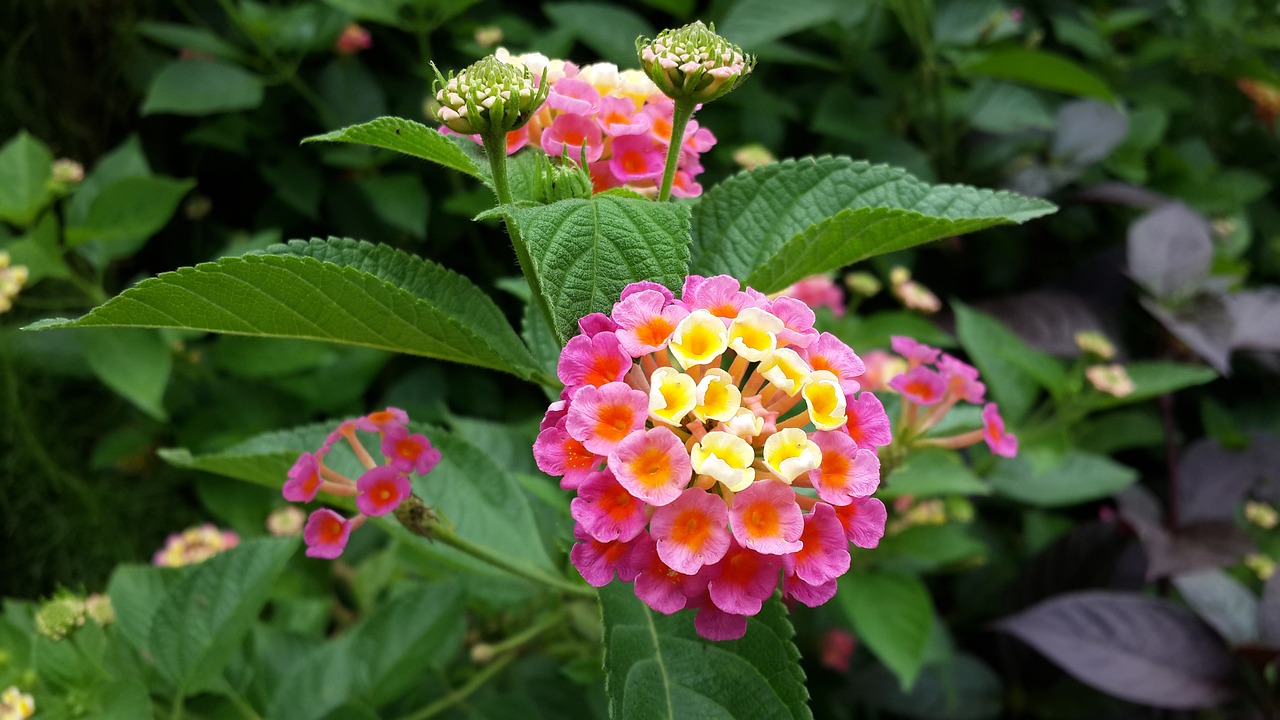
left=547, top=77, right=600, bottom=115
left=693, top=600, right=749, bottom=641
left=557, top=332, right=630, bottom=389
left=619, top=280, right=674, bottom=304
left=890, top=366, right=947, bottom=405
left=844, top=392, right=892, bottom=448
left=283, top=452, right=322, bottom=502
left=792, top=503, right=851, bottom=586
left=355, top=407, right=408, bottom=433
left=533, top=423, right=601, bottom=489
left=631, top=534, right=709, bottom=614
left=596, top=95, right=650, bottom=135
left=577, top=312, right=618, bottom=338
left=650, top=488, right=731, bottom=574
left=570, top=526, right=642, bottom=587
left=670, top=169, right=703, bottom=198
left=982, top=403, right=1018, bottom=457
left=541, top=113, right=604, bottom=162
left=682, top=122, right=717, bottom=154
left=612, top=289, right=688, bottom=355
left=804, top=333, right=866, bottom=393
left=809, top=432, right=880, bottom=505
left=355, top=465, right=412, bottom=516
left=381, top=427, right=442, bottom=475
left=782, top=572, right=838, bottom=608
left=707, top=539, right=785, bottom=615
left=768, top=296, right=819, bottom=349
left=679, top=274, right=755, bottom=325
left=939, top=354, right=985, bottom=403
left=780, top=276, right=845, bottom=318
left=304, top=509, right=354, bottom=559
left=891, top=335, right=941, bottom=365
left=608, top=427, right=692, bottom=506
left=609, top=134, right=665, bottom=182
left=854, top=349, right=903, bottom=391
left=834, top=497, right=888, bottom=549
left=539, top=399, right=568, bottom=431
left=643, top=99, right=677, bottom=144
left=570, top=470, right=648, bottom=542
left=728, top=479, right=803, bottom=554
left=565, top=382, right=648, bottom=455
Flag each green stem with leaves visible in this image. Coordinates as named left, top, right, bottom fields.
left=481, top=131, right=564, bottom=345
left=397, top=652, right=516, bottom=720
left=657, top=99, right=696, bottom=202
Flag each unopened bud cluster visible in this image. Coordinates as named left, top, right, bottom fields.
left=433, top=56, right=549, bottom=135
left=638, top=21, right=754, bottom=105
left=0, top=252, right=28, bottom=314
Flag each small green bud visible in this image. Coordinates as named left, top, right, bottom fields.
left=431, top=56, right=549, bottom=136
left=843, top=271, right=881, bottom=298
left=34, top=596, right=86, bottom=641
left=638, top=21, right=754, bottom=105
left=534, top=155, right=593, bottom=204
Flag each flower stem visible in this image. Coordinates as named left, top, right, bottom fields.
left=481, top=131, right=564, bottom=346
left=657, top=99, right=696, bottom=202
left=397, top=652, right=516, bottom=720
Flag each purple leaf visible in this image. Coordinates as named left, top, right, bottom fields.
left=1127, top=203, right=1213, bottom=301
left=1052, top=100, right=1129, bottom=166
left=1116, top=486, right=1255, bottom=580
left=1228, top=288, right=1280, bottom=351
left=1075, top=181, right=1170, bottom=210
left=996, top=591, right=1237, bottom=709
left=1142, top=294, right=1234, bottom=374
left=975, top=290, right=1105, bottom=357
left=1178, top=438, right=1263, bottom=525
left=1172, top=569, right=1259, bottom=646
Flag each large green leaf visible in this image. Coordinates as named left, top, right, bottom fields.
left=987, top=448, right=1138, bottom=507
left=303, top=117, right=483, bottom=181
left=81, top=328, right=173, bottom=420
left=495, top=194, right=691, bottom=341
left=0, top=131, right=54, bottom=227
left=958, top=48, right=1117, bottom=103
left=954, top=301, right=1064, bottom=424
left=545, top=3, right=655, bottom=67
left=27, top=238, right=546, bottom=382
left=149, top=537, right=298, bottom=696
left=716, top=0, right=847, bottom=47
left=600, top=583, right=811, bottom=720
left=880, top=449, right=990, bottom=498
left=270, top=583, right=465, bottom=720
left=141, top=60, right=264, bottom=116
left=838, top=570, right=935, bottom=690
left=690, top=156, right=1055, bottom=294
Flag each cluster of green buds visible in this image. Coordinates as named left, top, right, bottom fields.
left=637, top=21, right=755, bottom=105
left=431, top=56, right=549, bottom=136
left=33, top=593, right=114, bottom=641
left=533, top=154, right=593, bottom=204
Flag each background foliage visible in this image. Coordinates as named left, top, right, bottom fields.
left=2, top=0, right=1280, bottom=718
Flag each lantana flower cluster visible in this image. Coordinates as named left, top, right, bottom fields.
left=0, top=687, right=34, bottom=720
left=860, top=337, right=1017, bottom=457
left=284, top=408, right=441, bottom=559
left=152, top=524, right=240, bottom=567
left=535, top=275, right=889, bottom=640
left=449, top=50, right=716, bottom=197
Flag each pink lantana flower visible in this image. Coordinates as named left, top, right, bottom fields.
left=776, top=275, right=845, bottom=318
left=280, top=407, right=441, bottom=559
left=982, top=403, right=1018, bottom=457
left=545, top=276, right=889, bottom=640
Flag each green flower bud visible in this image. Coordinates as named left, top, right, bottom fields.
left=534, top=155, right=593, bottom=204
left=34, top=596, right=85, bottom=641
left=637, top=21, right=754, bottom=105
left=431, top=56, right=548, bottom=136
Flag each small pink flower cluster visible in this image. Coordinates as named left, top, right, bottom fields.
left=152, top=524, right=239, bottom=567
left=860, top=337, right=1017, bottom=457
left=284, top=408, right=441, bottom=559
left=334, top=23, right=372, bottom=55
left=449, top=51, right=715, bottom=197
left=535, top=276, right=889, bottom=640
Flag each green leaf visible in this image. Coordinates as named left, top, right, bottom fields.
left=65, top=176, right=195, bottom=246
left=135, top=21, right=248, bottom=62
left=954, top=301, right=1063, bottom=424
left=839, top=570, right=935, bottom=690
left=878, top=524, right=988, bottom=572
left=600, top=583, right=812, bottom=720
left=356, top=173, right=429, bottom=238
left=270, top=583, right=465, bottom=720
left=717, top=0, right=847, bottom=46
left=149, top=537, right=298, bottom=696
left=80, top=328, right=173, bottom=420
left=303, top=117, right=483, bottom=181
left=141, top=60, right=265, bottom=116
left=495, top=195, right=691, bottom=341
left=881, top=449, right=990, bottom=499
left=28, top=238, right=546, bottom=382
left=1084, top=361, right=1217, bottom=409
left=690, top=157, right=1056, bottom=294
left=0, top=131, right=54, bottom=227
left=544, top=3, right=655, bottom=67
left=987, top=448, right=1138, bottom=507
left=958, top=48, right=1117, bottom=103
left=4, top=212, right=71, bottom=283
left=107, top=565, right=180, bottom=653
